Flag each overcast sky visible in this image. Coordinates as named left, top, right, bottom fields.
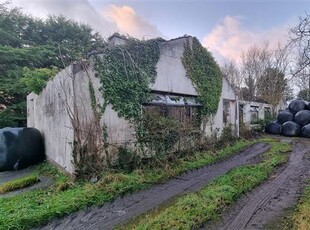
left=4, top=0, right=310, bottom=63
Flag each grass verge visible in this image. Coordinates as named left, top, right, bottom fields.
left=0, top=139, right=252, bottom=230
left=285, top=183, right=310, bottom=230
left=122, top=138, right=291, bottom=230
left=0, top=174, right=39, bottom=194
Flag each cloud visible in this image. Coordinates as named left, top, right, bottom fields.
left=7, top=0, right=117, bottom=37
left=7, top=1, right=163, bottom=39
left=12, top=0, right=117, bottom=36
left=203, top=16, right=288, bottom=63
left=104, top=5, right=163, bottom=39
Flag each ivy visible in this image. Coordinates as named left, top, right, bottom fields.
left=88, top=79, right=97, bottom=110
left=182, top=37, right=222, bottom=116
left=93, top=36, right=223, bottom=170
left=94, top=37, right=162, bottom=122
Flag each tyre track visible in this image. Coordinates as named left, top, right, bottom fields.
left=208, top=139, right=310, bottom=230
left=38, top=143, right=269, bottom=230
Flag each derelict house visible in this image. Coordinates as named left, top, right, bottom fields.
left=27, top=35, right=238, bottom=174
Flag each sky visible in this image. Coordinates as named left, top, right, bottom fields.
left=4, top=0, right=310, bottom=63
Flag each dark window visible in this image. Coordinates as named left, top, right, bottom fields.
left=264, top=107, right=271, bottom=119
left=239, top=104, right=244, bottom=123
left=144, top=105, right=200, bottom=128
left=223, top=99, right=230, bottom=124
left=250, top=106, right=259, bottom=123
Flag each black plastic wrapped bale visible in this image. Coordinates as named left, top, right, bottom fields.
left=288, top=99, right=306, bottom=114
left=294, top=110, right=310, bottom=126
left=277, top=110, right=294, bottom=124
left=282, top=121, right=301, bottom=137
left=0, top=127, right=45, bottom=172
left=301, top=124, right=310, bottom=138
left=265, top=122, right=282, bottom=135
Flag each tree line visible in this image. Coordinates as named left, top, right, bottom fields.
left=0, top=2, right=106, bottom=127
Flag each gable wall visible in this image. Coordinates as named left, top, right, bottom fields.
left=27, top=66, right=75, bottom=173
left=151, top=37, right=198, bottom=96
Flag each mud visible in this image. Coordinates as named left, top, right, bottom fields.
left=38, top=143, right=270, bottom=230
left=203, top=138, right=310, bottom=230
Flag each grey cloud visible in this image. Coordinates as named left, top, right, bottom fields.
left=12, top=0, right=117, bottom=37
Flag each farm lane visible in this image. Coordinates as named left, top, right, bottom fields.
left=38, top=143, right=270, bottom=230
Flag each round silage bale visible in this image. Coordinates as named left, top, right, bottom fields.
left=294, top=110, right=310, bottom=126
left=0, top=127, right=45, bottom=172
left=282, top=121, right=301, bottom=137
left=288, top=99, right=306, bottom=114
left=301, top=124, right=310, bottom=138
left=277, top=110, right=294, bottom=124
left=265, top=122, right=282, bottom=135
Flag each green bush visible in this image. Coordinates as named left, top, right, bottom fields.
left=20, top=67, right=58, bottom=94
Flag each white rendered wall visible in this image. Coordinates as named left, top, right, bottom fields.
left=27, top=66, right=75, bottom=173
left=151, top=37, right=198, bottom=96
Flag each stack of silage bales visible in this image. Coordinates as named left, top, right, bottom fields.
left=266, top=99, right=310, bottom=137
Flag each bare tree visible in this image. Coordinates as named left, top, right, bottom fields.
left=256, top=68, right=287, bottom=106
left=256, top=43, right=290, bottom=105
left=221, top=59, right=242, bottom=96
left=240, top=43, right=271, bottom=101
left=289, top=13, right=310, bottom=91
left=226, top=41, right=291, bottom=105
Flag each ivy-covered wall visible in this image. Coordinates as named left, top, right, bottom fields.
left=182, top=37, right=222, bottom=116
left=95, top=35, right=223, bottom=126
left=27, top=35, right=236, bottom=176
left=151, top=37, right=198, bottom=96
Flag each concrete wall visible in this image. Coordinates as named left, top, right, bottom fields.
left=73, top=66, right=134, bottom=146
left=27, top=36, right=239, bottom=174
left=151, top=37, right=198, bottom=96
left=27, top=63, right=135, bottom=174
left=27, top=66, right=75, bottom=173
left=152, top=37, right=238, bottom=137
left=239, top=100, right=273, bottom=125
left=205, top=77, right=239, bottom=137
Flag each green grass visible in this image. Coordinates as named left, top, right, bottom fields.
left=122, top=138, right=291, bottom=230
left=0, top=174, right=39, bottom=194
left=0, top=139, right=253, bottom=230
left=284, top=183, right=310, bottom=230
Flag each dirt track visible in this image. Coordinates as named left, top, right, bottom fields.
left=38, top=143, right=270, bottom=230
left=204, top=138, right=310, bottom=230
